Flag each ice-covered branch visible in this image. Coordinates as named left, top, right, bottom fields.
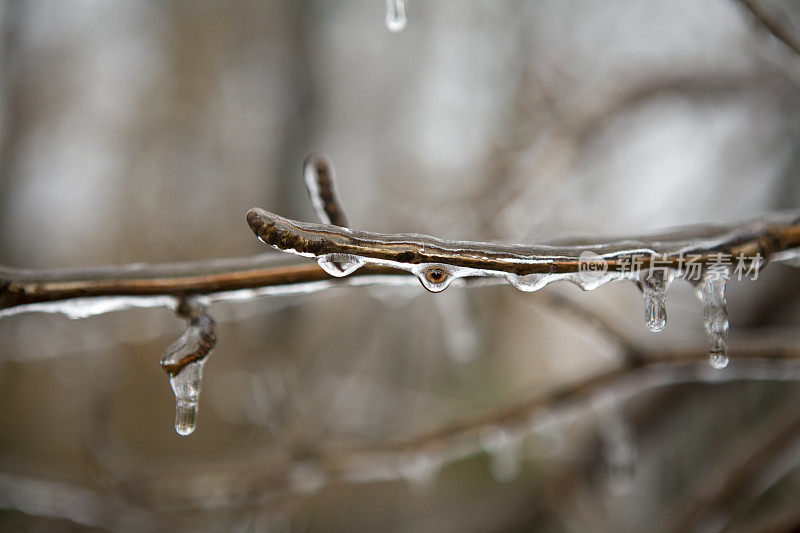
left=247, top=202, right=800, bottom=368
left=3, top=155, right=800, bottom=436
left=0, top=257, right=409, bottom=318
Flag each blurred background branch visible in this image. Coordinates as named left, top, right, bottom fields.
left=2, top=1, right=800, bottom=531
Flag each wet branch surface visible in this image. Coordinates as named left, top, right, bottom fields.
left=0, top=257, right=405, bottom=312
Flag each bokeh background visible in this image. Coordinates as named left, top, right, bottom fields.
left=1, top=1, right=800, bottom=531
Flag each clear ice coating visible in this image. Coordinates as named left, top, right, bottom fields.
left=317, top=254, right=365, bottom=277
left=417, top=265, right=454, bottom=293
left=637, top=270, right=673, bottom=333
left=507, top=273, right=556, bottom=292
left=170, top=361, right=204, bottom=436
left=700, top=272, right=730, bottom=369
left=385, top=0, right=407, bottom=32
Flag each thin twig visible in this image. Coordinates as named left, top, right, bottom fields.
left=668, top=399, right=800, bottom=532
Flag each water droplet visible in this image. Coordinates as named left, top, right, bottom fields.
left=170, top=361, right=204, bottom=436
left=317, top=254, right=365, bottom=277
left=385, top=0, right=407, bottom=32
left=637, top=270, right=673, bottom=332
left=709, top=350, right=729, bottom=370
left=417, top=265, right=454, bottom=293
left=700, top=272, right=730, bottom=369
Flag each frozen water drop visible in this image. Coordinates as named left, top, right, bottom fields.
left=699, top=272, right=730, bottom=370
left=169, top=361, right=204, bottom=436
left=385, top=0, right=407, bottom=32
left=709, top=350, right=729, bottom=369
left=637, top=270, right=673, bottom=333
left=417, top=265, right=454, bottom=293
left=317, top=254, right=365, bottom=277
left=507, top=273, right=553, bottom=292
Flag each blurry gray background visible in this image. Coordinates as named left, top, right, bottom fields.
left=1, top=1, right=800, bottom=531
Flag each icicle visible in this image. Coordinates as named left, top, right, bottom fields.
left=417, top=265, right=454, bottom=293
left=700, top=272, right=730, bottom=369
left=479, top=427, right=524, bottom=483
left=161, top=311, right=216, bottom=436
left=637, top=270, right=673, bottom=333
left=385, top=0, right=407, bottom=32
left=317, top=254, right=365, bottom=277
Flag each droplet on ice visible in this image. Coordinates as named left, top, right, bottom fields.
left=417, top=265, right=454, bottom=293
left=317, top=254, right=365, bottom=277
left=385, top=0, right=407, bottom=32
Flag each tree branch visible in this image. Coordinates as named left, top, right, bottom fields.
left=115, top=343, right=800, bottom=509
left=2, top=210, right=798, bottom=318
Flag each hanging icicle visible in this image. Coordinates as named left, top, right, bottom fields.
left=160, top=299, right=217, bottom=436
left=385, top=0, right=407, bottom=32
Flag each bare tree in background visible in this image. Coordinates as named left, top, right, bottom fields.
left=2, top=1, right=800, bottom=532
